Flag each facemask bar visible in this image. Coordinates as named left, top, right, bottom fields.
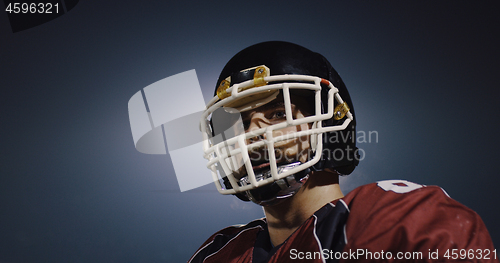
left=200, top=75, right=353, bottom=195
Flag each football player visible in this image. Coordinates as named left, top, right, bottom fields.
left=190, top=41, right=497, bottom=262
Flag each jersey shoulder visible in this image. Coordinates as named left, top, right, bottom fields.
left=342, top=179, right=452, bottom=209
left=340, top=180, right=497, bottom=261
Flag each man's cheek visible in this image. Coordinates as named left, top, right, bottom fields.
left=283, top=146, right=298, bottom=161
left=300, top=136, right=310, bottom=151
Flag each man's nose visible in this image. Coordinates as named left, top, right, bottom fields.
left=246, top=114, right=269, bottom=143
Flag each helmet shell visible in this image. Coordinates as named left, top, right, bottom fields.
left=214, top=41, right=359, bottom=175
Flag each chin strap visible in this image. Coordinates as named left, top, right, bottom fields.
left=235, top=164, right=312, bottom=206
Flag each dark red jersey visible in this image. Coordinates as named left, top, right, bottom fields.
left=188, top=180, right=498, bottom=263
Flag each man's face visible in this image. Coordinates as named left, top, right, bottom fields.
left=235, top=94, right=313, bottom=178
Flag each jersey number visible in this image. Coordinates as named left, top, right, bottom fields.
left=377, top=180, right=423, bottom=194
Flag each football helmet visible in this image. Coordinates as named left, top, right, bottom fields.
left=200, top=41, right=359, bottom=205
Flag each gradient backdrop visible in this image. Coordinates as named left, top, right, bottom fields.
left=1, top=1, right=499, bottom=262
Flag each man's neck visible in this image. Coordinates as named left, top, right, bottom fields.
left=263, top=171, right=343, bottom=246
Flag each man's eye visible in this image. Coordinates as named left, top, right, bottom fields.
left=272, top=111, right=286, bottom=119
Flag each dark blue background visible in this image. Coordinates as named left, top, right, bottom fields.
left=1, top=1, right=499, bottom=262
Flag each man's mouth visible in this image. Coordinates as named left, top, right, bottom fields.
left=252, top=162, right=271, bottom=174
left=238, top=161, right=273, bottom=186
left=238, top=161, right=303, bottom=187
